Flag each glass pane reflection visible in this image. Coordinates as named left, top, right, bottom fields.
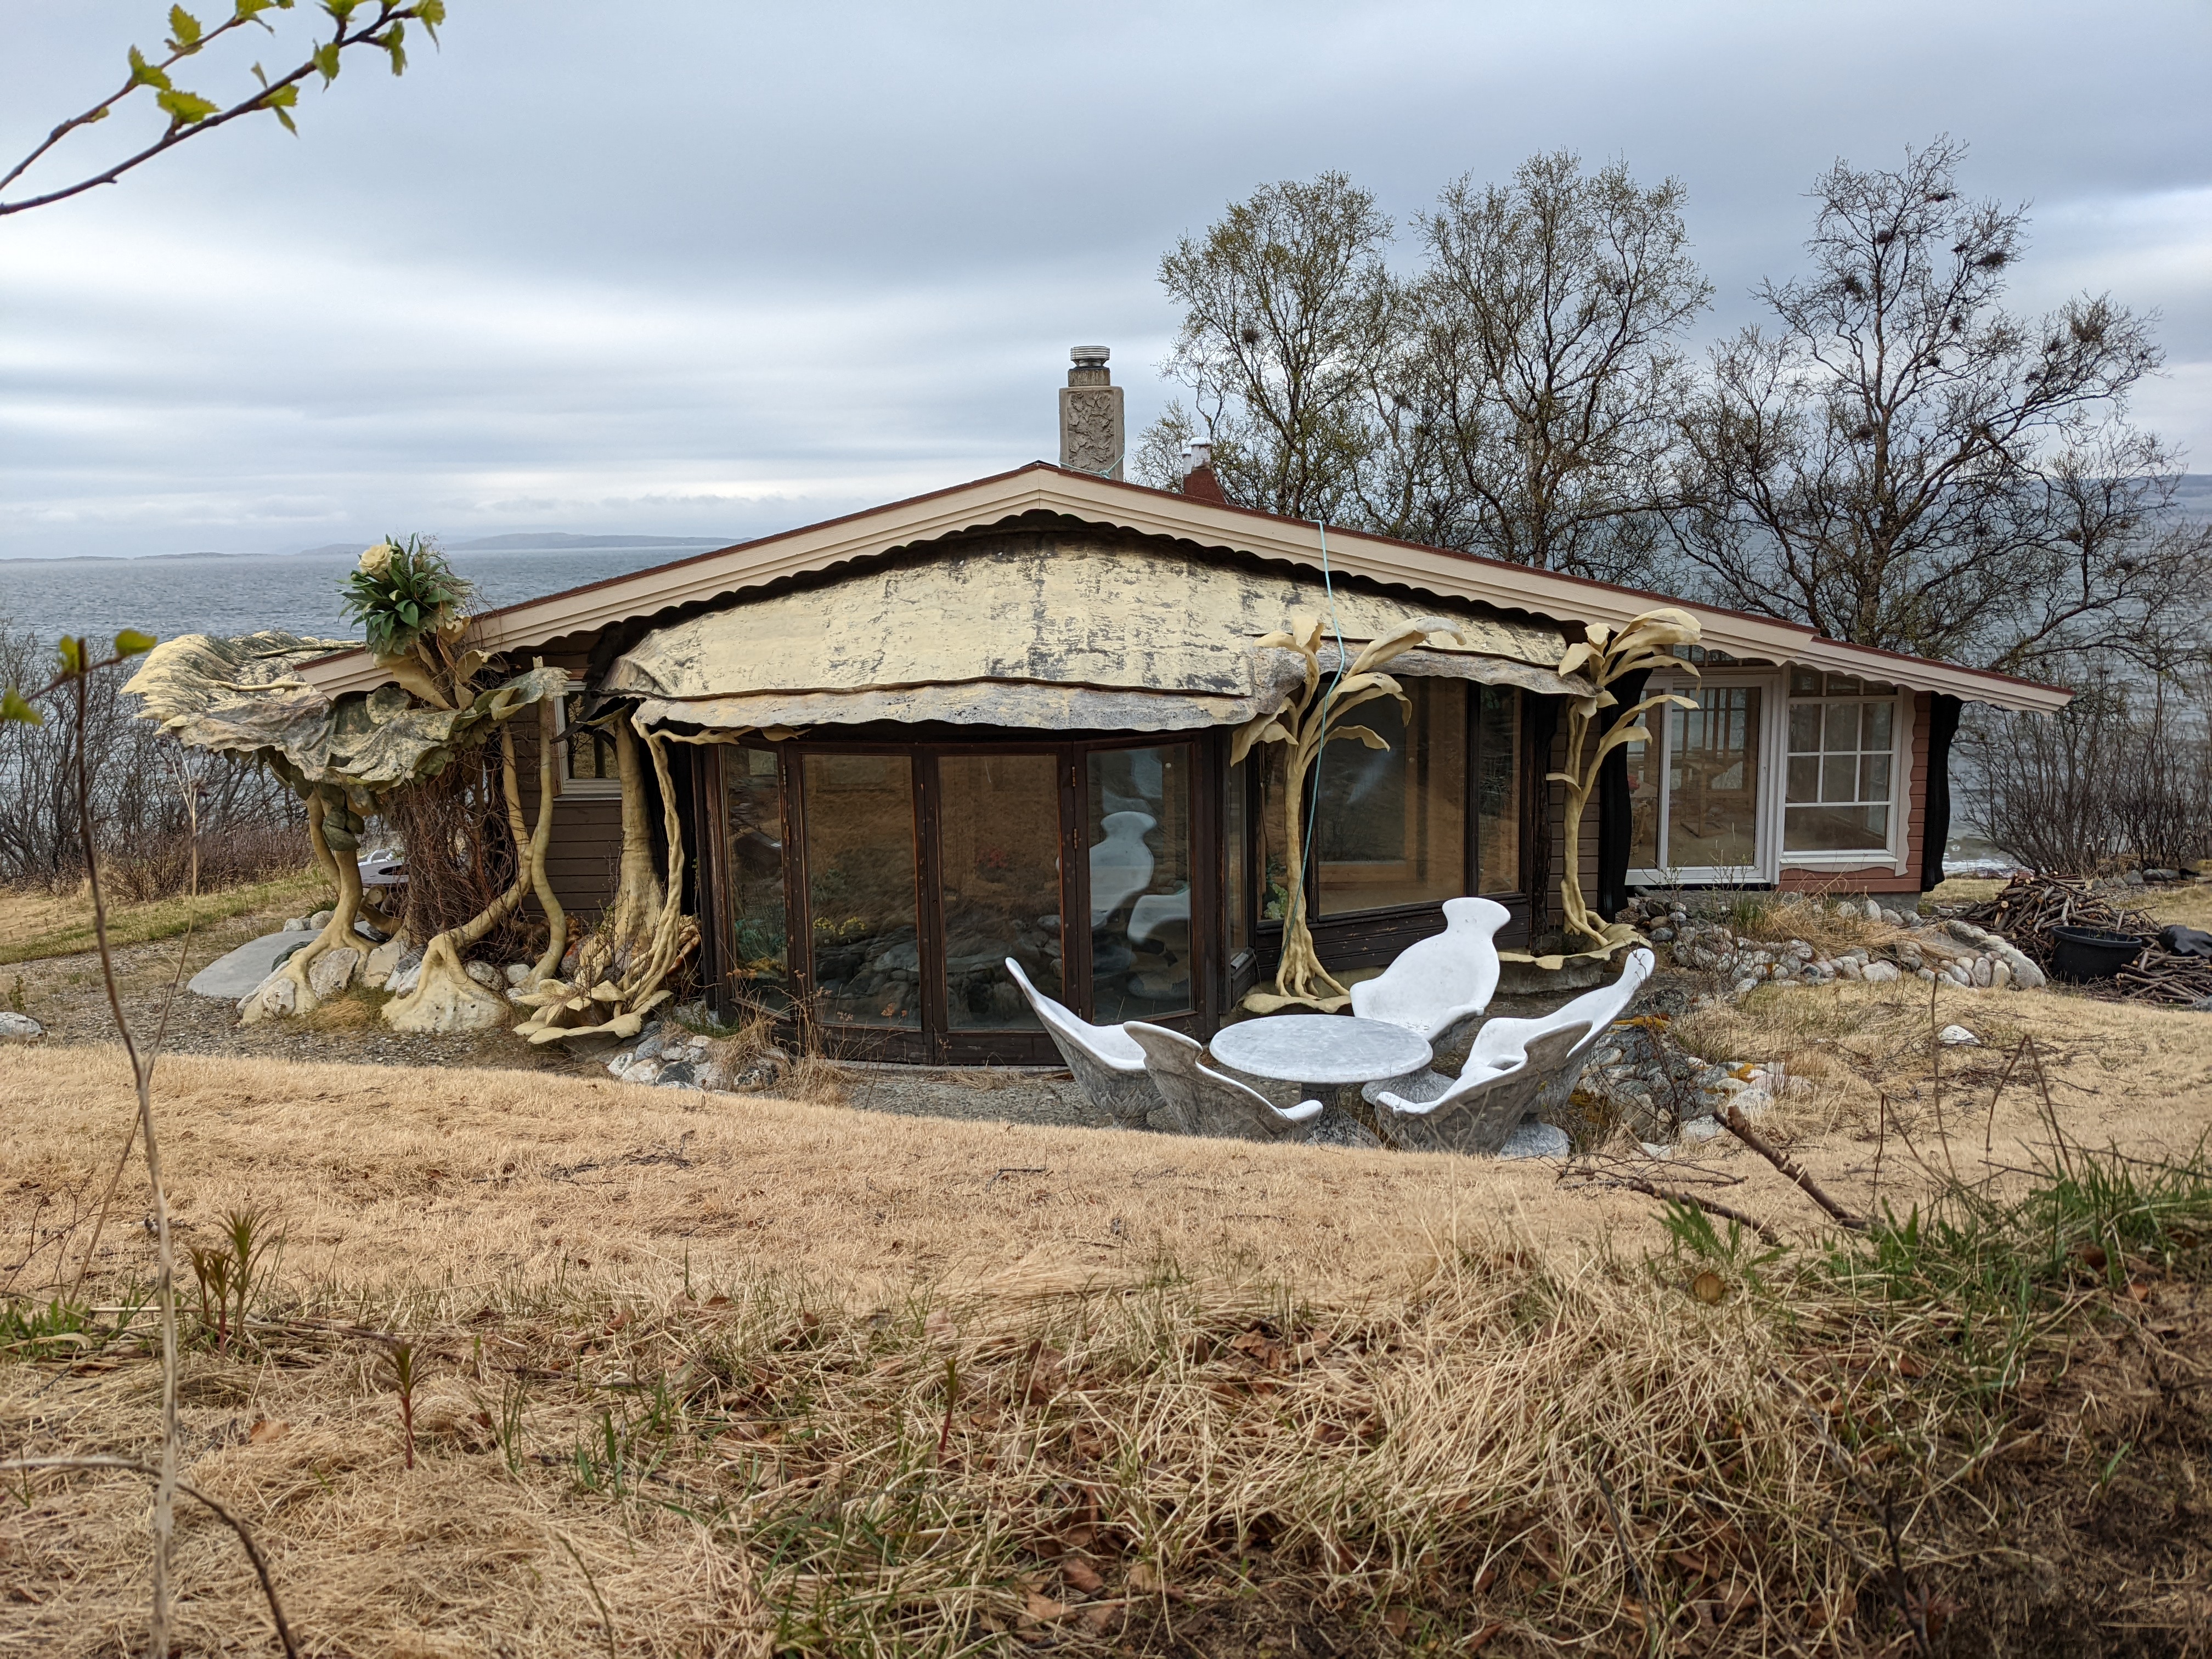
left=802, top=753, right=920, bottom=1028
left=939, top=753, right=1063, bottom=1029
left=725, top=746, right=789, bottom=1009
left=1087, top=745, right=1193, bottom=1023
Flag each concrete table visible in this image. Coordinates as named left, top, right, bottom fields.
left=1208, top=1015, right=1432, bottom=1097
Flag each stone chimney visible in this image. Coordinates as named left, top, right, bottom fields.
left=1058, top=346, right=1123, bottom=478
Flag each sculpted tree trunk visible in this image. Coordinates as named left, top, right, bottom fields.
left=240, top=789, right=371, bottom=1024
left=385, top=690, right=564, bottom=1034
left=511, top=720, right=699, bottom=1044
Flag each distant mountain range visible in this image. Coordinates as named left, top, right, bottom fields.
left=296, top=532, right=733, bottom=556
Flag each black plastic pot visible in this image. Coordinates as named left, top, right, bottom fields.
left=2049, top=927, right=2146, bottom=983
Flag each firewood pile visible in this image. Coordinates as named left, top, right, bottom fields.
left=1959, top=872, right=2212, bottom=1005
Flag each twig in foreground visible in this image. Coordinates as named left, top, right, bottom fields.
left=1, top=1456, right=298, bottom=1658
left=1720, top=1104, right=1866, bottom=1231
left=1570, top=1171, right=1783, bottom=1247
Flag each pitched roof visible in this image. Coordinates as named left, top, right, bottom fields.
left=294, top=462, right=2071, bottom=712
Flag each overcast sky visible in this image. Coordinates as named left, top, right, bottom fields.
left=3, top=0, right=2209, bottom=560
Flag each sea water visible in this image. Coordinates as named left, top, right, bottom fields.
left=0, top=541, right=727, bottom=652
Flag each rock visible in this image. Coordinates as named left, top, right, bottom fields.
left=619, top=1058, right=663, bottom=1085
left=1863, top=961, right=1901, bottom=983
left=352, top=919, right=389, bottom=944
left=1649, top=926, right=1675, bottom=943
left=241, top=971, right=296, bottom=1020
left=363, top=936, right=410, bottom=989
left=0, top=1011, right=43, bottom=1042
left=1990, top=958, right=2012, bottom=989
left=634, top=1029, right=672, bottom=1061
left=504, top=962, right=531, bottom=986
left=731, top=1058, right=786, bottom=1091
left=1838, top=958, right=1864, bottom=980
left=1972, top=956, right=1994, bottom=988
left=282, top=916, right=309, bottom=933
left=189, top=932, right=313, bottom=1000
left=654, top=1059, right=699, bottom=1088
left=464, top=960, right=502, bottom=988
left=1916, top=968, right=1937, bottom=981
left=1639, top=1142, right=1675, bottom=1160
left=2123, top=870, right=2147, bottom=887
left=2192, top=996, right=2212, bottom=1013
left=307, top=947, right=359, bottom=998
left=307, top=909, right=335, bottom=929
left=2143, top=868, right=2182, bottom=883
left=1863, top=898, right=1882, bottom=921
left=1499, top=1120, right=1570, bottom=1159
left=1879, top=908, right=1903, bottom=926
left=1938, top=1025, right=1981, bottom=1047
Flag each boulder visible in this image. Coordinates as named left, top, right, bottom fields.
left=307, top=947, right=360, bottom=998
left=504, top=962, right=531, bottom=986
left=0, top=1012, right=43, bottom=1042
left=241, top=971, right=297, bottom=1020
left=282, top=916, right=309, bottom=933
left=1938, top=1024, right=1980, bottom=1047
left=1862, top=961, right=1901, bottom=983
left=363, top=936, right=411, bottom=989
left=464, top=960, right=502, bottom=989
left=307, top=909, right=335, bottom=929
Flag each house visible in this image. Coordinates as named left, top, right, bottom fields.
left=291, top=349, right=2070, bottom=1064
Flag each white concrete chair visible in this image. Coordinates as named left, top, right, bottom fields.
left=1124, top=1023, right=1324, bottom=1143
left=1349, top=896, right=1511, bottom=1060
left=1363, top=1017, right=1594, bottom=1155
left=1529, top=947, right=1658, bottom=1116
left=1004, top=958, right=1160, bottom=1129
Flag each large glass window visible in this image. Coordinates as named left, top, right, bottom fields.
left=1785, top=671, right=1900, bottom=855
left=725, top=746, right=789, bottom=1007
left=938, top=753, right=1064, bottom=1029
left=1623, top=683, right=1765, bottom=876
left=1476, top=684, right=1520, bottom=894
left=1087, top=744, right=1194, bottom=1023
left=1224, top=754, right=1251, bottom=958
left=1315, top=676, right=1468, bottom=916
left=802, top=753, right=920, bottom=1028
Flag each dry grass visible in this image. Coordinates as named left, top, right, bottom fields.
left=0, top=867, right=331, bottom=966
left=4, top=1005, right=2210, bottom=1656
left=2142, top=879, right=2212, bottom=935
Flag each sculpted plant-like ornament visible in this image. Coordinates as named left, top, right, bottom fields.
left=1538, top=607, right=1705, bottom=962
left=1232, top=613, right=1432, bottom=1013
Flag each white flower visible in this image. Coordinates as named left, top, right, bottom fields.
left=358, top=542, right=398, bottom=579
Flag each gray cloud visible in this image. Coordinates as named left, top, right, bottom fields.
left=3, top=0, right=2209, bottom=558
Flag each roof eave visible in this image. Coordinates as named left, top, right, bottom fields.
left=292, top=462, right=2073, bottom=714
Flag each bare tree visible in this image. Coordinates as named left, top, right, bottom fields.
left=1673, top=137, right=2211, bottom=675
left=1151, top=173, right=1400, bottom=522
left=1141, top=157, right=1711, bottom=580
left=1409, top=152, right=1711, bottom=579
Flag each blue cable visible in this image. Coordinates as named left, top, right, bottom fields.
left=1305, top=519, right=1349, bottom=864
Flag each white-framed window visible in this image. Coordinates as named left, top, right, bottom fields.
left=557, top=693, right=624, bottom=797
left=1624, top=674, right=1779, bottom=884
left=1623, top=666, right=1912, bottom=885
left=1782, top=671, right=1910, bottom=866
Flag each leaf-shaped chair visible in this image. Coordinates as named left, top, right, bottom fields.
left=1362, top=1017, right=1595, bottom=1155
left=1348, top=896, right=1511, bottom=1065
left=1123, top=1023, right=1324, bottom=1143
left=1004, top=958, right=1160, bottom=1130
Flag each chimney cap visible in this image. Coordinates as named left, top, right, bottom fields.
left=1070, top=345, right=1110, bottom=366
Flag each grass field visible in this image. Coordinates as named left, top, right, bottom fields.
left=4, top=981, right=2209, bottom=1656
left=0, top=868, right=331, bottom=966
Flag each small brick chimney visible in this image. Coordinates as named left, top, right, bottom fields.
left=1178, top=442, right=1226, bottom=504
left=1058, top=346, right=1123, bottom=479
